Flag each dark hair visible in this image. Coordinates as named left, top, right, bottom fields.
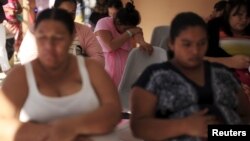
left=107, top=0, right=123, bottom=9
left=35, top=8, right=75, bottom=35
left=54, top=0, right=77, bottom=8
left=214, top=0, right=227, bottom=12
left=168, top=12, right=207, bottom=59
left=93, top=0, right=108, bottom=14
left=222, top=0, right=250, bottom=36
left=115, top=2, right=140, bottom=26
left=169, top=12, right=207, bottom=43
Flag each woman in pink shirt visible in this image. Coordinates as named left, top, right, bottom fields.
left=95, top=1, right=153, bottom=86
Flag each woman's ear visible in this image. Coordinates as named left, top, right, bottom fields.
left=168, top=40, right=174, bottom=51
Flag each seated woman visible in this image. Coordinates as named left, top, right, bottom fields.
left=0, top=8, right=121, bottom=141
left=130, top=12, right=250, bottom=141
left=205, top=0, right=250, bottom=100
left=94, top=1, right=153, bottom=87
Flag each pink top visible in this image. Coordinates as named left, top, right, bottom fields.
left=75, top=23, right=104, bottom=66
left=94, top=17, right=132, bottom=86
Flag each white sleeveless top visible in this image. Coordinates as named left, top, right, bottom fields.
left=19, top=57, right=100, bottom=123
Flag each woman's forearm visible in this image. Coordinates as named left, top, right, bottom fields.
left=109, top=31, right=132, bottom=51
left=133, top=33, right=146, bottom=45
left=0, top=118, right=50, bottom=141
left=131, top=118, right=188, bottom=141
left=53, top=104, right=121, bottom=136
left=204, top=56, right=232, bottom=68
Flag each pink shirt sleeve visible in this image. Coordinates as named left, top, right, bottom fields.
left=75, top=23, right=104, bottom=66
left=94, top=17, right=132, bottom=52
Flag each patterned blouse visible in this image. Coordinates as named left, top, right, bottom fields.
left=133, top=61, right=242, bottom=141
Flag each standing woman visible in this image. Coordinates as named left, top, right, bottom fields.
left=0, top=8, right=121, bottom=141
left=95, top=1, right=152, bottom=86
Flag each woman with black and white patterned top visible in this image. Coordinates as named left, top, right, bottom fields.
left=130, top=12, right=250, bottom=141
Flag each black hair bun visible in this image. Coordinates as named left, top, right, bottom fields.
left=125, top=1, right=135, bottom=12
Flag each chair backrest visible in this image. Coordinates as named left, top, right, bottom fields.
left=118, top=46, right=168, bottom=112
left=150, top=25, right=170, bottom=50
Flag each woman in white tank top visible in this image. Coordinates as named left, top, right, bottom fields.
left=0, top=8, right=121, bottom=141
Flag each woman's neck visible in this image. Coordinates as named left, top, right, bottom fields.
left=171, top=59, right=204, bottom=74
left=231, top=29, right=245, bottom=37
left=36, top=56, right=72, bottom=80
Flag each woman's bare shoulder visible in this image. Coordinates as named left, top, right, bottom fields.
left=2, top=64, right=28, bottom=96
left=85, top=58, right=105, bottom=71
left=0, top=65, right=29, bottom=112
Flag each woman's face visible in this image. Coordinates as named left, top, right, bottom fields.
left=108, top=7, right=119, bottom=17
left=34, top=20, right=73, bottom=69
left=58, top=2, right=76, bottom=20
left=229, top=6, right=250, bottom=33
left=170, top=26, right=208, bottom=69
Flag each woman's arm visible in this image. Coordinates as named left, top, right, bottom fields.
left=76, top=23, right=104, bottom=66
left=133, top=31, right=153, bottom=55
left=95, top=29, right=132, bottom=51
left=95, top=27, right=142, bottom=51
left=236, top=89, right=250, bottom=123
left=204, top=55, right=250, bottom=69
left=0, top=65, right=51, bottom=141
left=130, top=87, right=217, bottom=141
left=49, top=59, right=122, bottom=137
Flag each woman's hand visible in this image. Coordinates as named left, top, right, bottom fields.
left=46, top=119, right=78, bottom=141
left=139, top=42, right=153, bottom=55
left=242, top=84, right=250, bottom=100
left=229, top=55, right=250, bottom=69
left=128, top=27, right=142, bottom=36
left=183, top=109, right=219, bottom=138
